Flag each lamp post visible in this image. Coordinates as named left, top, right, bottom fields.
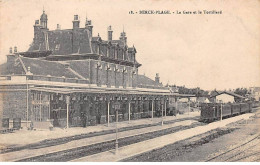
left=220, top=103, right=223, bottom=121
left=128, top=101, right=131, bottom=123
left=165, top=99, right=167, bottom=117
left=115, top=109, right=118, bottom=154
left=175, top=97, right=178, bottom=115
left=40, top=92, right=42, bottom=122
left=26, top=77, right=29, bottom=128
left=114, top=101, right=120, bottom=154
left=220, top=102, right=223, bottom=121
left=188, top=100, right=190, bottom=116
left=151, top=99, right=154, bottom=120
left=66, top=95, right=70, bottom=129
left=188, top=100, right=191, bottom=124
left=161, top=99, right=164, bottom=126
left=107, top=101, right=110, bottom=127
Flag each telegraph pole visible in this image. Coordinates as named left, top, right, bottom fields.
left=128, top=100, right=131, bottom=123
left=114, top=101, right=120, bottom=155
left=26, top=77, right=29, bottom=128
left=151, top=99, right=154, bottom=120
left=220, top=102, right=223, bottom=121
left=188, top=100, right=191, bottom=124
left=115, top=109, right=118, bottom=154
left=175, top=97, right=178, bottom=115
left=188, top=101, right=190, bottom=116
left=161, top=100, right=164, bottom=126
left=165, top=99, right=167, bottom=117
left=107, top=101, right=110, bottom=126
left=66, top=95, right=70, bottom=129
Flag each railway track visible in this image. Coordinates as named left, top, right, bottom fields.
left=0, top=116, right=199, bottom=154
left=206, top=108, right=260, bottom=162
left=16, top=122, right=205, bottom=162
left=123, top=127, right=237, bottom=162
left=232, top=151, right=260, bottom=162
left=206, top=133, right=260, bottom=162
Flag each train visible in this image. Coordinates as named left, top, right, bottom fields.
left=166, top=101, right=260, bottom=122
left=200, top=102, right=255, bottom=123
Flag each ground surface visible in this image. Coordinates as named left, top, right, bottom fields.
left=123, top=108, right=260, bottom=162
left=0, top=111, right=199, bottom=148
left=0, top=112, right=200, bottom=161
left=0, top=109, right=259, bottom=162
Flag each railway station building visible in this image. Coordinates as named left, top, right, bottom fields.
left=0, top=11, right=187, bottom=129
left=210, top=91, right=245, bottom=103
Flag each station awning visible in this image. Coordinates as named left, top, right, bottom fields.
left=30, top=87, right=171, bottom=96
left=30, top=87, right=195, bottom=97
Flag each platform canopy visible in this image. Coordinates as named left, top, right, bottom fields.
left=30, top=86, right=193, bottom=97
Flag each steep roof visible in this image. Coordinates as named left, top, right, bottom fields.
left=68, top=60, right=90, bottom=79
left=128, top=47, right=136, bottom=53
left=197, top=97, right=210, bottom=102
left=92, top=36, right=101, bottom=42
left=0, top=63, right=8, bottom=75
left=0, top=55, right=26, bottom=75
left=20, top=56, right=82, bottom=79
left=28, top=28, right=92, bottom=55
left=138, top=74, right=162, bottom=87
left=40, top=11, right=47, bottom=20
left=210, top=91, right=245, bottom=99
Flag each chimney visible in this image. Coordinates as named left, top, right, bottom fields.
left=155, top=73, right=160, bottom=84
left=87, top=20, right=93, bottom=38
left=72, top=15, right=80, bottom=29
left=120, top=29, right=127, bottom=46
left=9, top=47, right=13, bottom=54
left=56, top=24, right=61, bottom=30
left=14, top=46, right=17, bottom=53
left=107, top=25, right=113, bottom=41
left=35, top=20, right=40, bottom=25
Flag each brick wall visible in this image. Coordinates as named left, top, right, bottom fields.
left=0, top=85, right=31, bottom=121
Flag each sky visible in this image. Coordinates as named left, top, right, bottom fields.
left=0, top=0, right=259, bottom=90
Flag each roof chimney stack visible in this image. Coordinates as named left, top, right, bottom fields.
left=56, top=24, right=61, bottom=30
left=9, top=47, right=13, bottom=54
left=107, top=25, right=113, bottom=41
left=120, top=30, right=127, bottom=46
left=86, top=20, right=93, bottom=38
left=35, top=20, right=39, bottom=25
left=14, top=46, right=17, bottom=53
left=72, top=15, right=80, bottom=29
left=155, top=73, right=160, bottom=84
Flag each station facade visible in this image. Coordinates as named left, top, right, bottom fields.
left=0, top=11, right=180, bottom=129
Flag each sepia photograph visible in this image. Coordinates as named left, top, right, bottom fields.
left=0, top=0, right=259, bottom=162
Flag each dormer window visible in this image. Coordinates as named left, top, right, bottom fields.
left=55, top=44, right=60, bottom=50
